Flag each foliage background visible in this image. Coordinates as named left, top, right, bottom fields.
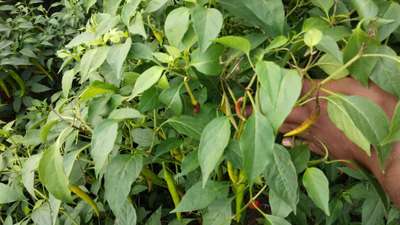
left=1, top=0, right=400, bottom=225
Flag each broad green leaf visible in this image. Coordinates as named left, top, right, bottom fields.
left=378, top=3, right=400, bottom=41
left=303, top=167, right=330, bottom=216
left=269, top=189, right=292, bottom=218
left=289, top=145, right=311, bottom=174
left=106, top=38, right=132, bottom=84
left=159, top=84, right=183, bottom=115
left=317, top=54, right=349, bottom=80
left=164, top=7, right=190, bottom=49
left=219, top=0, right=285, bottom=37
left=304, top=29, right=323, bottom=47
left=199, top=117, right=231, bottom=187
left=38, top=145, right=72, bottom=202
left=80, top=81, right=117, bottom=101
left=343, top=27, right=379, bottom=85
left=256, top=61, right=302, bottom=132
left=145, top=207, right=162, bottom=225
left=191, top=44, right=224, bottom=76
left=66, top=32, right=97, bottom=48
left=361, top=195, right=385, bottom=225
left=265, top=36, right=288, bottom=53
left=103, top=0, right=123, bottom=15
left=91, top=119, right=119, bottom=175
left=167, top=115, right=205, bottom=140
left=350, top=0, right=378, bottom=21
left=130, top=66, right=165, bottom=98
left=62, top=69, right=78, bottom=97
left=22, top=154, right=41, bottom=198
left=121, top=0, right=142, bottom=25
left=215, top=36, right=251, bottom=54
left=264, top=145, right=298, bottom=213
left=80, top=46, right=110, bottom=83
left=327, top=96, right=371, bottom=154
left=109, top=108, right=144, bottom=120
left=173, top=181, right=229, bottom=212
left=202, top=198, right=232, bottom=225
left=192, top=6, right=223, bottom=52
left=370, top=46, right=400, bottom=98
left=240, top=110, right=275, bottom=182
left=265, top=215, right=291, bottom=225
left=105, top=154, right=143, bottom=214
left=382, top=102, right=400, bottom=144
left=84, top=0, right=97, bottom=12
left=129, top=12, right=147, bottom=39
left=115, top=200, right=137, bottom=225
left=0, top=183, right=24, bottom=204
left=311, top=0, right=334, bottom=15
left=31, top=202, right=52, bottom=225
left=328, top=95, right=389, bottom=147
left=145, top=0, right=168, bottom=13
left=316, top=35, right=342, bottom=62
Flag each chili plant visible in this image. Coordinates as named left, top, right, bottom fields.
left=1, top=0, right=400, bottom=225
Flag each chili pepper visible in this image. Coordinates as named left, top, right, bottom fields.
left=248, top=199, right=261, bottom=209
left=162, top=163, right=182, bottom=220
left=69, top=185, right=100, bottom=217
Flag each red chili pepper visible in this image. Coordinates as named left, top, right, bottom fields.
left=193, top=102, right=201, bottom=114
left=248, top=199, right=261, bottom=209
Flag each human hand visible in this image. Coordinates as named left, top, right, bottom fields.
left=281, top=78, right=400, bottom=206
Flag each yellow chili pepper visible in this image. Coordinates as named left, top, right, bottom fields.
left=69, top=185, right=100, bottom=217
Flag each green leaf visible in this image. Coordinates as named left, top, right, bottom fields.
left=167, top=115, right=205, bottom=140
left=269, top=189, right=292, bottom=218
left=106, top=38, right=132, bottom=84
left=240, top=110, right=275, bottom=182
left=109, top=108, right=144, bottom=120
left=38, top=145, right=72, bottom=202
left=350, top=0, right=378, bottom=21
left=382, top=102, right=400, bottom=144
left=145, top=0, right=168, bottom=13
left=256, top=61, right=302, bottom=132
left=302, top=167, right=330, bottom=216
left=0, top=183, right=24, bottom=204
left=191, top=44, right=224, bottom=76
left=80, top=81, right=117, bottom=101
left=378, top=3, right=400, bottom=41
left=316, top=35, right=342, bottom=62
left=159, top=84, right=183, bottom=115
left=265, top=215, right=292, bottom=225
left=66, top=32, right=97, bottom=48
left=22, top=154, right=41, bottom=198
left=91, top=119, right=119, bottom=175
left=199, top=117, right=231, bottom=187
left=202, top=198, right=232, bottom=225
left=145, top=207, right=162, bottom=225
left=192, top=6, right=223, bottom=52
left=105, top=154, right=143, bottom=215
left=317, top=54, right=349, bottom=80
left=164, top=7, right=190, bottom=49
left=62, top=69, right=78, bottom=97
left=264, top=145, right=298, bottom=213
left=130, top=66, right=165, bottom=98
left=129, top=12, right=147, bottom=39
left=103, top=0, right=123, bottom=15
left=370, top=46, right=400, bottom=98
left=115, top=201, right=137, bottom=225
left=311, top=0, right=334, bottom=15
left=289, top=145, right=311, bottom=174
left=361, top=195, right=385, bottom=225
left=265, top=36, right=288, bottom=53
left=327, top=96, right=371, bottom=154
left=343, top=27, right=379, bottom=85
left=219, top=0, right=285, bottom=37
left=327, top=95, right=389, bottom=147
left=304, top=29, right=323, bottom=47
left=80, top=46, right=110, bottom=83
left=173, top=181, right=229, bottom=212
left=121, top=0, right=142, bottom=25
left=215, top=36, right=251, bottom=54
